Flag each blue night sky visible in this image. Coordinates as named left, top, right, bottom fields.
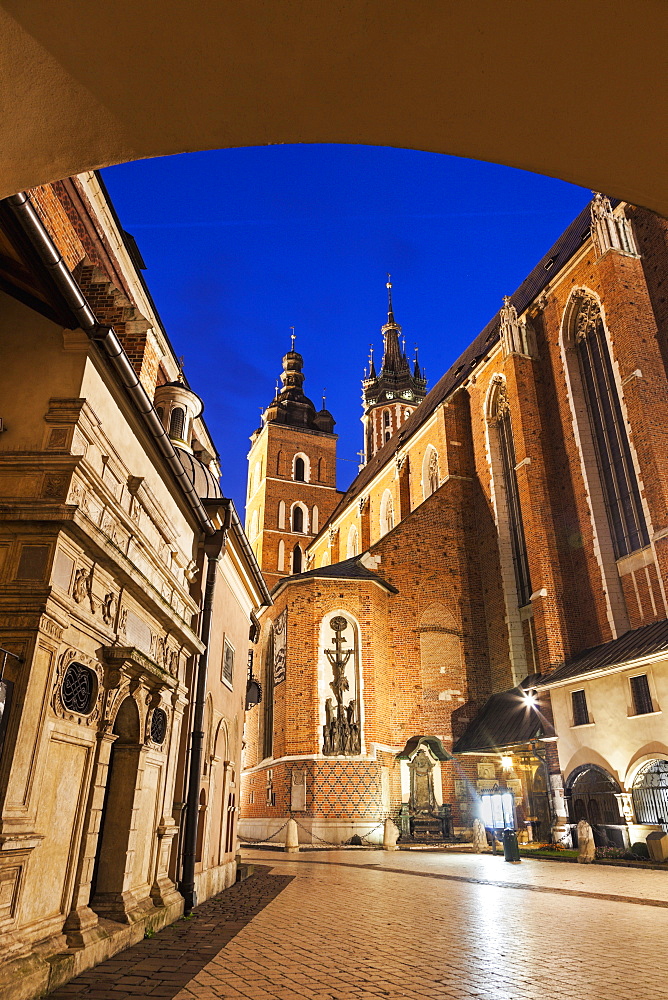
left=101, top=146, right=591, bottom=516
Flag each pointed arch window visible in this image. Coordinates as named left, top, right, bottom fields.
left=294, top=456, right=305, bottom=482
left=490, top=381, right=532, bottom=608
left=573, top=294, right=649, bottom=557
left=292, top=544, right=303, bottom=574
left=292, top=505, right=304, bottom=533
left=380, top=489, right=394, bottom=536
left=312, top=505, right=319, bottom=534
left=278, top=500, right=286, bottom=530
left=277, top=539, right=285, bottom=572
left=347, top=524, right=359, bottom=558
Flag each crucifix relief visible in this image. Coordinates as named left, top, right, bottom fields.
left=322, top=616, right=361, bottom=756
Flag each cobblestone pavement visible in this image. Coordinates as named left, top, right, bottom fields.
left=49, top=850, right=668, bottom=1000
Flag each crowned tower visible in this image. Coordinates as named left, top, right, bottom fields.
left=246, top=336, right=341, bottom=590
left=361, top=278, right=427, bottom=462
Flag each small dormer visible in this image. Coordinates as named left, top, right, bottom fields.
left=154, top=381, right=203, bottom=454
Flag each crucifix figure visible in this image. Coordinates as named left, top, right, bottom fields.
left=322, top=616, right=361, bottom=756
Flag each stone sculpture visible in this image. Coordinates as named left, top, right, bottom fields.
left=577, top=819, right=596, bottom=863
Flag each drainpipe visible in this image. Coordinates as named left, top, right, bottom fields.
left=179, top=516, right=229, bottom=912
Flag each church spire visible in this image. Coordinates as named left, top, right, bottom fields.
left=261, top=337, right=335, bottom=433
left=360, top=278, right=428, bottom=463
left=386, top=274, right=395, bottom=325
left=380, top=276, right=405, bottom=374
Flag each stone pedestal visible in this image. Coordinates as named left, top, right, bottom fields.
left=285, top=818, right=299, bottom=853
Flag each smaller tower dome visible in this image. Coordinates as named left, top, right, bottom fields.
left=154, top=381, right=203, bottom=453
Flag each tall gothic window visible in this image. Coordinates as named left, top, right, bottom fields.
left=292, top=544, right=303, bottom=574
left=490, top=381, right=532, bottom=608
left=294, top=456, right=305, bottom=481
left=574, top=294, right=649, bottom=557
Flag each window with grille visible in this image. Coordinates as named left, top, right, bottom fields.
left=571, top=689, right=590, bottom=726
left=222, top=638, right=235, bottom=685
left=575, top=299, right=649, bottom=557
left=169, top=407, right=185, bottom=440
left=630, top=674, right=653, bottom=715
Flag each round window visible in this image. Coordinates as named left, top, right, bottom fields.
left=150, top=708, right=168, bottom=745
left=61, top=662, right=96, bottom=714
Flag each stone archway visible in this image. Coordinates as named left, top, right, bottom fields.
left=1, top=3, right=667, bottom=215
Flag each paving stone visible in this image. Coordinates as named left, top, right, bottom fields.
left=47, top=852, right=668, bottom=1000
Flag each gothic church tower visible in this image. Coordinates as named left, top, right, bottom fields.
left=246, top=340, right=341, bottom=591
left=362, top=279, right=427, bottom=462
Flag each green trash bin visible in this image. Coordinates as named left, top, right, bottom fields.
left=502, top=828, right=521, bottom=863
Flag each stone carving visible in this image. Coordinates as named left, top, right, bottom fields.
left=273, top=610, right=287, bottom=685
left=168, top=649, right=180, bottom=678
left=72, top=567, right=94, bottom=610
left=322, top=616, right=361, bottom=756
left=591, top=192, right=637, bottom=257
left=577, top=819, right=596, bottom=863
left=47, top=428, right=69, bottom=450
left=101, top=592, right=116, bottom=626
left=39, top=615, right=65, bottom=640
left=573, top=291, right=600, bottom=342
left=472, top=817, right=487, bottom=852
left=383, top=817, right=400, bottom=851
left=410, top=749, right=436, bottom=812
left=42, top=474, right=70, bottom=500
left=118, top=607, right=128, bottom=639
left=51, top=647, right=102, bottom=726
left=499, top=296, right=536, bottom=358
left=358, top=495, right=369, bottom=514
left=290, top=768, right=306, bottom=812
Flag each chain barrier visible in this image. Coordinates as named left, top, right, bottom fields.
left=238, top=819, right=289, bottom=846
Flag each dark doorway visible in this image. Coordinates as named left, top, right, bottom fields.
left=90, top=697, right=142, bottom=921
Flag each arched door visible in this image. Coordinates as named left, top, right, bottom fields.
left=567, top=766, right=624, bottom=847
left=91, top=697, right=142, bottom=921
left=632, top=760, right=668, bottom=831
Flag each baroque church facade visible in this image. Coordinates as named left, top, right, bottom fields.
left=241, top=195, right=668, bottom=849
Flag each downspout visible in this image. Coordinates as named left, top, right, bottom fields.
left=179, top=515, right=230, bottom=912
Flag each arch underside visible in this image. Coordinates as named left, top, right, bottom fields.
left=0, top=3, right=667, bottom=214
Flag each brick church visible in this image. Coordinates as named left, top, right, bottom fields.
left=241, top=195, right=668, bottom=849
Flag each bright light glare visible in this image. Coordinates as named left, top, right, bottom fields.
left=523, top=688, right=538, bottom=707
left=501, top=755, right=513, bottom=769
